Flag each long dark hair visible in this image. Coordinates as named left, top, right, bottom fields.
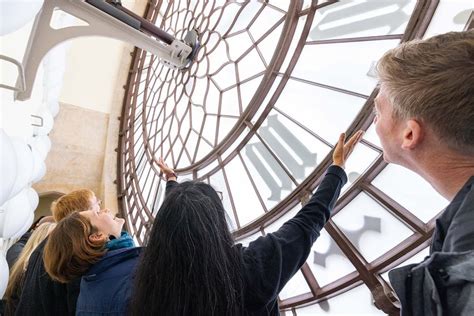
left=131, top=181, right=244, bottom=316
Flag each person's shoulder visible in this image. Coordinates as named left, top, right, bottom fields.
left=22, top=238, right=48, bottom=276
left=453, top=176, right=474, bottom=209
left=105, top=246, right=143, bottom=258
left=464, top=176, right=474, bottom=195
left=86, top=247, right=142, bottom=277
left=440, top=176, right=474, bottom=216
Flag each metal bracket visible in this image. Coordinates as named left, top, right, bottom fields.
left=14, top=0, right=195, bottom=101
left=0, top=55, right=26, bottom=92
left=31, top=114, right=44, bottom=127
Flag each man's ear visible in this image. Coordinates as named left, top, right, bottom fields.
left=401, top=119, right=423, bottom=150
left=88, top=233, right=107, bottom=244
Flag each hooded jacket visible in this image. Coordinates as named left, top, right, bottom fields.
left=389, top=176, right=474, bottom=315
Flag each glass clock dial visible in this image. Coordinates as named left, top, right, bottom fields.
left=118, top=0, right=451, bottom=313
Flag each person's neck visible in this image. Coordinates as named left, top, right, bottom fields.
left=410, top=149, right=474, bottom=201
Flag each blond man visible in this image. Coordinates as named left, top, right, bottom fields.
left=374, top=30, right=474, bottom=315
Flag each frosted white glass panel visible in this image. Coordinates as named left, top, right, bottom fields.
left=372, top=164, right=448, bottom=223
left=293, top=39, right=399, bottom=95
left=241, top=135, right=296, bottom=210
left=363, top=122, right=382, bottom=149
left=221, top=127, right=249, bottom=162
left=239, top=74, right=264, bottom=113
left=258, top=111, right=331, bottom=184
left=197, top=159, right=220, bottom=179
left=138, top=167, right=152, bottom=201
left=209, top=170, right=238, bottom=231
left=190, top=76, right=208, bottom=106
left=270, top=1, right=290, bottom=12
left=307, top=228, right=356, bottom=287
left=250, top=75, right=283, bottom=124
left=221, top=87, right=242, bottom=116
left=237, top=49, right=267, bottom=83
left=177, top=147, right=192, bottom=167
left=208, top=40, right=231, bottom=74
left=250, top=5, right=285, bottom=42
left=191, top=105, right=205, bottom=134
left=227, top=32, right=254, bottom=62
left=217, top=116, right=239, bottom=143
left=342, top=142, right=380, bottom=193
left=201, top=115, right=218, bottom=146
left=332, top=192, right=413, bottom=263
left=194, top=135, right=215, bottom=162
left=423, top=0, right=473, bottom=38
left=275, top=79, right=366, bottom=144
left=139, top=223, right=147, bottom=242
left=309, top=0, right=417, bottom=40
left=225, top=156, right=266, bottom=225
left=228, top=1, right=266, bottom=34
left=171, top=136, right=184, bottom=166
left=256, top=23, right=284, bottom=66
left=294, top=284, right=383, bottom=315
left=204, top=80, right=221, bottom=114
left=211, top=63, right=237, bottom=91
left=150, top=181, right=165, bottom=217
left=212, top=3, right=242, bottom=34
left=184, top=130, right=199, bottom=157
left=280, top=15, right=305, bottom=72
left=279, top=270, right=312, bottom=300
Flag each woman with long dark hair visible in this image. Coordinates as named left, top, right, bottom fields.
left=131, top=131, right=363, bottom=315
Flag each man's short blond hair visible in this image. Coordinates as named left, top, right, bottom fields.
left=377, top=30, right=474, bottom=154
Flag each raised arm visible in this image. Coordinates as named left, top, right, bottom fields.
left=241, top=131, right=363, bottom=306
left=157, top=157, right=178, bottom=196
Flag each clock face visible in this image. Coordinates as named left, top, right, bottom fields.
left=133, top=1, right=295, bottom=170
left=118, top=0, right=450, bottom=313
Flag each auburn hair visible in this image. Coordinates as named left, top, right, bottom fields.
left=51, top=189, right=96, bottom=222
left=44, top=212, right=106, bottom=283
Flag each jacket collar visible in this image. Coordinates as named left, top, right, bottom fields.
left=85, top=247, right=142, bottom=277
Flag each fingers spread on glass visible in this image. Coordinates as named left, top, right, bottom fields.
left=157, top=157, right=176, bottom=180
left=332, top=130, right=364, bottom=168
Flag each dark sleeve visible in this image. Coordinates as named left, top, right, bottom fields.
left=165, top=180, right=178, bottom=197
left=6, top=244, right=24, bottom=269
left=15, top=239, right=77, bottom=316
left=15, top=245, right=45, bottom=315
left=442, top=185, right=474, bottom=252
left=6, top=232, right=32, bottom=269
left=242, top=165, right=347, bottom=306
left=66, top=278, right=81, bottom=315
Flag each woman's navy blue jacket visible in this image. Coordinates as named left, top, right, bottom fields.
left=75, top=247, right=142, bottom=316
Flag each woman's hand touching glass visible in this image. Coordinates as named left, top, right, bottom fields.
left=157, top=157, right=177, bottom=181
left=332, top=131, right=364, bottom=169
